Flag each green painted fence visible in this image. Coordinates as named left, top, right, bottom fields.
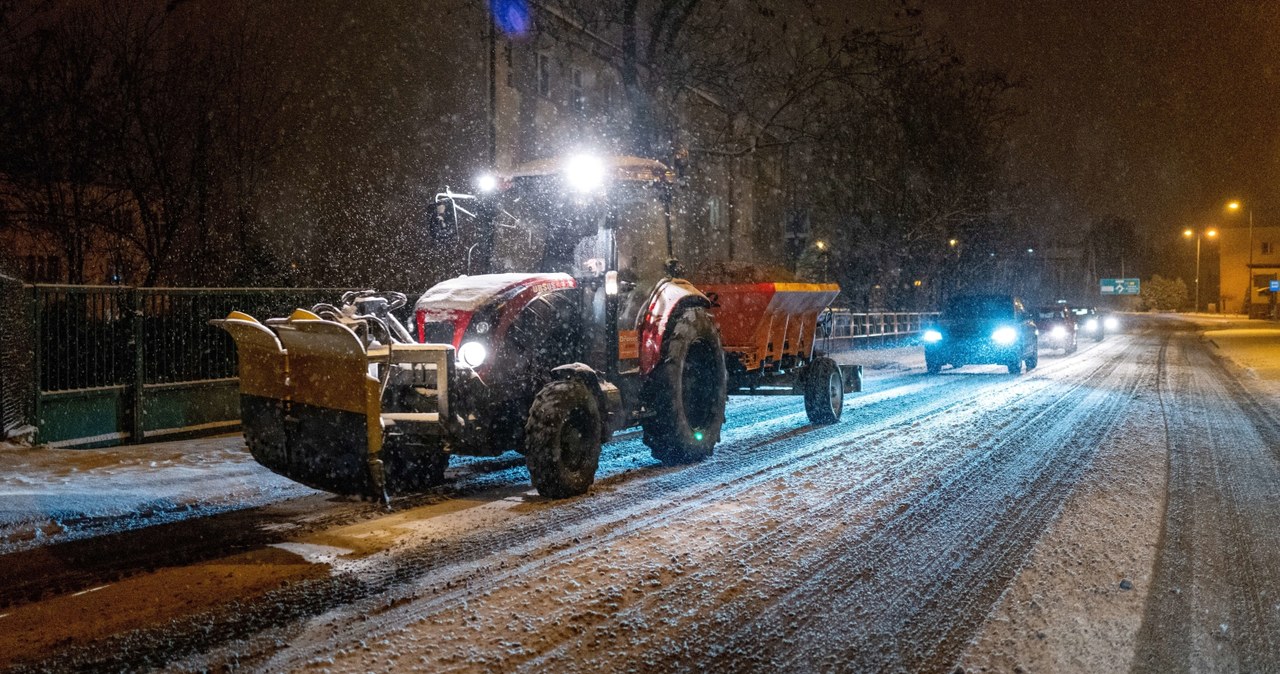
left=7, top=285, right=350, bottom=448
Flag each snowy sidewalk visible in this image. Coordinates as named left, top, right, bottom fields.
left=0, top=434, right=312, bottom=553
left=1153, top=312, right=1280, bottom=392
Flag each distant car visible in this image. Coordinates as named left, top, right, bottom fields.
left=1036, top=305, right=1078, bottom=354
left=923, top=294, right=1039, bottom=374
left=1071, top=306, right=1109, bottom=341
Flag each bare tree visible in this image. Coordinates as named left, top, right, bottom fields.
left=201, top=2, right=294, bottom=284
left=805, top=34, right=1019, bottom=309
left=0, top=4, right=126, bottom=284
left=93, top=1, right=221, bottom=286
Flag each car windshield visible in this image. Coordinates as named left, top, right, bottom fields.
left=945, top=296, right=1012, bottom=320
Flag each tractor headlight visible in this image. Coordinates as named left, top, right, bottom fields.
left=458, top=341, right=488, bottom=368
left=1084, top=318, right=1098, bottom=332
left=922, top=329, right=943, bottom=344
left=566, top=154, right=605, bottom=193
left=992, top=326, right=1018, bottom=346
left=1051, top=325, right=1067, bottom=338
left=1104, top=316, right=1119, bottom=330
left=475, top=173, right=498, bottom=193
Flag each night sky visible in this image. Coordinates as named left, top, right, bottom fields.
left=918, top=0, right=1280, bottom=259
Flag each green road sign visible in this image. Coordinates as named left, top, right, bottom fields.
left=1100, top=278, right=1140, bottom=295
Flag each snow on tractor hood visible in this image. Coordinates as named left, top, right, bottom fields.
left=414, top=273, right=576, bottom=320
left=502, top=155, right=675, bottom=184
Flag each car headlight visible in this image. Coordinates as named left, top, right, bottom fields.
left=922, top=329, right=943, bottom=343
left=1084, top=318, right=1098, bottom=331
left=458, top=341, right=488, bottom=368
left=1051, top=325, right=1067, bottom=338
left=1104, top=316, right=1119, bottom=330
left=992, top=326, right=1018, bottom=346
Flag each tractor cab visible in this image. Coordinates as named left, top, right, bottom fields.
left=427, top=155, right=687, bottom=381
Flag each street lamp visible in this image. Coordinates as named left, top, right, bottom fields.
left=1183, top=227, right=1219, bottom=312
left=1227, top=200, right=1254, bottom=314
left=814, top=240, right=830, bottom=282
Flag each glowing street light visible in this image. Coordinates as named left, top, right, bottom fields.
left=814, top=240, right=830, bottom=281
left=1183, top=227, right=1218, bottom=312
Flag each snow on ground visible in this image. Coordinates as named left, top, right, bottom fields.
left=960, top=312, right=1280, bottom=672
left=1201, top=327, right=1280, bottom=390
left=1148, top=312, right=1280, bottom=394
left=0, top=434, right=314, bottom=553
left=959, top=339, right=1168, bottom=672
left=27, top=326, right=1280, bottom=671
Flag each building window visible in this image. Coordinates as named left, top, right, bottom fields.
left=570, top=68, right=586, bottom=113
left=537, top=53, right=551, bottom=97
left=1262, top=241, right=1273, bottom=255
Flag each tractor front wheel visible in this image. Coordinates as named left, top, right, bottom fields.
left=643, top=307, right=728, bottom=464
left=525, top=379, right=603, bottom=498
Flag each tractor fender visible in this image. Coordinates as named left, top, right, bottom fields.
left=637, top=278, right=711, bottom=375
left=550, top=364, right=621, bottom=443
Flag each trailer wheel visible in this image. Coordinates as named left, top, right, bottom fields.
left=804, top=357, right=844, bottom=424
left=524, top=379, right=603, bottom=498
left=643, top=307, right=727, bottom=464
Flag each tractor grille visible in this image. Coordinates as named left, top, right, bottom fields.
left=421, top=321, right=455, bottom=345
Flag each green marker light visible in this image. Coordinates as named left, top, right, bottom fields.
left=694, top=431, right=704, bottom=442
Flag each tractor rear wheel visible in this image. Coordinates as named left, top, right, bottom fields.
left=643, top=307, right=727, bottom=464
left=525, top=379, right=603, bottom=498
left=804, top=357, right=844, bottom=424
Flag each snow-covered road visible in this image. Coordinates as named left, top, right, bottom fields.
left=2, top=315, right=1279, bottom=672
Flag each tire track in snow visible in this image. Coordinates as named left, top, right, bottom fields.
left=1132, top=331, right=1280, bottom=672
left=550, top=334, right=1149, bottom=673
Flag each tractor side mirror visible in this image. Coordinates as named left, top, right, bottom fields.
left=429, top=197, right=459, bottom=240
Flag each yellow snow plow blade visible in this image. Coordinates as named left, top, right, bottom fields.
left=212, top=311, right=453, bottom=498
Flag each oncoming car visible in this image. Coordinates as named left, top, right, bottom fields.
left=923, top=294, right=1039, bottom=375
left=1035, top=305, right=1077, bottom=354
left=1071, top=306, right=1116, bottom=341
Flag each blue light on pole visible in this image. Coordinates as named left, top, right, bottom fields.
left=490, top=0, right=532, bottom=37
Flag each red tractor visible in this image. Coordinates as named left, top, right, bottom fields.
left=215, top=155, right=857, bottom=500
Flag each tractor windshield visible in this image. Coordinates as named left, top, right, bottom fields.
left=491, top=178, right=669, bottom=285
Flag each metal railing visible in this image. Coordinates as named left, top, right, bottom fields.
left=33, top=286, right=351, bottom=393
left=1, top=274, right=34, bottom=439
left=7, top=285, right=352, bottom=447
left=825, top=310, right=939, bottom=348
